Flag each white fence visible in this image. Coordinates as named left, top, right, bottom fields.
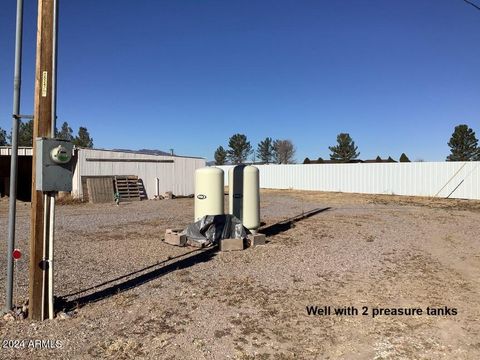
left=217, top=162, right=480, bottom=200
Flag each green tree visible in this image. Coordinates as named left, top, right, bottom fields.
left=446, top=124, right=479, bottom=161
left=214, top=146, right=227, bottom=165
left=399, top=153, right=410, bottom=162
left=57, top=121, right=74, bottom=141
left=0, top=127, right=7, bottom=146
left=17, top=120, right=33, bottom=146
left=73, top=126, right=94, bottom=148
left=328, top=133, right=360, bottom=162
left=257, top=137, right=274, bottom=164
left=227, top=133, right=252, bottom=164
left=303, top=157, right=311, bottom=164
left=273, top=139, right=296, bottom=164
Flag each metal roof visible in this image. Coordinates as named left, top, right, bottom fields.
left=0, top=146, right=204, bottom=160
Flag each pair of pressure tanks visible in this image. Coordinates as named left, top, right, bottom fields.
left=194, top=165, right=260, bottom=232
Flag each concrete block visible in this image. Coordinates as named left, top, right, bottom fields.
left=247, top=233, right=266, bottom=247
left=186, top=238, right=205, bottom=248
left=219, top=238, right=244, bottom=251
left=164, top=229, right=187, bottom=246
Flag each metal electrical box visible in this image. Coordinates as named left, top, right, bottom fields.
left=35, top=137, right=74, bottom=192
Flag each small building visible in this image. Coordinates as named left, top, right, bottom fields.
left=0, top=146, right=205, bottom=201
left=0, top=147, right=33, bottom=201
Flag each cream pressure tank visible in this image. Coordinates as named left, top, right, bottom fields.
left=194, top=167, right=224, bottom=221
left=242, top=165, right=260, bottom=232
left=228, top=165, right=260, bottom=232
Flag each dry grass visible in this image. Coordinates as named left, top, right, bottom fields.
left=261, top=188, right=480, bottom=211
left=55, top=194, right=86, bottom=206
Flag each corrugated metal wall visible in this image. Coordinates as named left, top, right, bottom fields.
left=73, top=149, right=205, bottom=199
left=217, top=162, right=480, bottom=200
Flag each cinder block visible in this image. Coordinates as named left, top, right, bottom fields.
left=186, top=238, right=205, bottom=248
left=164, top=229, right=187, bottom=246
left=247, top=233, right=266, bottom=247
left=166, top=228, right=183, bottom=234
left=219, top=238, right=244, bottom=251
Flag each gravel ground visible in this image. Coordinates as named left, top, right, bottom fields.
left=0, top=190, right=479, bottom=359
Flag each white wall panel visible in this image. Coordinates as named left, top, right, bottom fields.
left=217, top=162, right=480, bottom=200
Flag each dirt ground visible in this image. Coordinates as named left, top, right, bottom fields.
left=0, top=190, right=479, bottom=359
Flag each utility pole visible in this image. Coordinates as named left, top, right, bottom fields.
left=30, top=0, right=55, bottom=320
left=5, top=0, right=24, bottom=314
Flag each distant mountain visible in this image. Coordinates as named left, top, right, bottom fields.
left=112, top=148, right=172, bottom=156
left=138, top=149, right=172, bottom=156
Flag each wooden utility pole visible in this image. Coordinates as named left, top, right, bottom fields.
left=30, top=0, right=54, bottom=320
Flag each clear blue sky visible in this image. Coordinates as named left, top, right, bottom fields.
left=1, top=0, right=479, bottom=161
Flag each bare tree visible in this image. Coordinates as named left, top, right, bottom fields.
left=273, top=139, right=296, bottom=164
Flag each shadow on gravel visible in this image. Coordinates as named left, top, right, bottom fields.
left=57, top=246, right=218, bottom=312
left=260, top=207, right=331, bottom=238
left=57, top=208, right=330, bottom=312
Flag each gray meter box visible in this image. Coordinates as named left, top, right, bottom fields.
left=36, top=138, right=74, bottom=192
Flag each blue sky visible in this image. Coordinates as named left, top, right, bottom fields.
left=1, top=0, right=479, bottom=161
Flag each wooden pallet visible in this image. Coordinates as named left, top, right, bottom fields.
left=114, top=175, right=141, bottom=201
left=137, top=178, right=147, bottom=200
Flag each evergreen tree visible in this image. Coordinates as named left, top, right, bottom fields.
left=17, top=120, right=33, bottom=146
left=272, top=139, right=296, bottom=164
left=226, top=133, right=252, bottom=164
left=257, top=137, right=274, bottom=164
left=399, top=153, right=410, bottom=162
left=73, top=126, right=94, bottom=148
left=375, top=156, right=382, bottom=162
left=57, top=121, right=74, bottom=141
left=214, top=146, right=227, bottom=165
left=0, top=127, right=7, bottom=146
left=303, top=157, right=311, bottom=164
left=328, top=133, right=360, bottom=162
left=446, top=124, right=479, bottom=161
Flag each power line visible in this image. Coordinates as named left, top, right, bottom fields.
left=463, top=0, right=480, bottom=11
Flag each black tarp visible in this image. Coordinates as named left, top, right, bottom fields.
left=182, top=214, right=248, bottom=247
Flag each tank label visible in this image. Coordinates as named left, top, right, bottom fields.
left=233, top=194, right=243, bottom=198
left=197, top=194, right=207, bottom=200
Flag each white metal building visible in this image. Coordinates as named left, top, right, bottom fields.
left=1, top=147, right=205, bottom=200
left=72, top=148, right=205, bottom=199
